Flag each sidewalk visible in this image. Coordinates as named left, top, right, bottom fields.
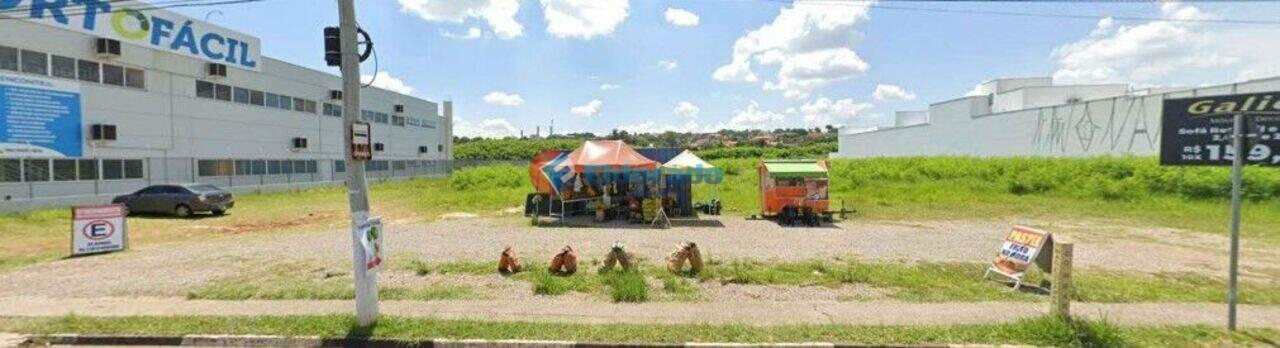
left=2, top=296, right=1277, bottom=328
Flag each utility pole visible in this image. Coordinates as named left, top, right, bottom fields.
left=337, top=0, right=378, bottom=326
left=1226, top=113, right=1245, bottom=331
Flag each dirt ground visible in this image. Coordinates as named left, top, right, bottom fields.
left=1, top=216, right=1277, bottom=299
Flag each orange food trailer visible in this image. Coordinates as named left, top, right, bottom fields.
left=759, top=159, right=830, bottom=226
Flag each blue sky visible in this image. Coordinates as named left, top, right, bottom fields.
left=172, top=0, right=1280, bottom=137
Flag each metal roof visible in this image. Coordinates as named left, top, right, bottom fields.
left=762, top=160, right=827, bottom=179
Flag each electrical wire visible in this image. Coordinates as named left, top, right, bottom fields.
left=736, top=0, right=1280, bottom=25
left=0, top=0, right=269, bottom=20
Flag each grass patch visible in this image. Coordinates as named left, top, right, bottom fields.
left=654, top=271, right=702, bottom=301
left=2, top=315, right=1276, bottom=346
left=188, top=264, right=481, bottom=301
left=1075, top=271, right=1280, bottom=304
left=0, top=167, right=530, bottom=270
left=402, top=260, right=494, bottom=276
left=698, top=157, right=1280, bottom=244
left=524, top=269, right=601, bottom=296
left=693, top=259, right=1280, bottom=304
left=601, top=270, right=649, bottom=303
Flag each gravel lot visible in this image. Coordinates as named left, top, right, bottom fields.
left=1, top=216, right=1276, bottom=298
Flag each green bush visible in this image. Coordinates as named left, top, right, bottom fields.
left=447, top=165, right=528, bottom=191
left=454, top=138, right=582, bottom=161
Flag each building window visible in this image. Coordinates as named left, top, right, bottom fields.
left=278, top=96, right=292, bottom=110
left=438, top=144, right=444, bottom=152
left=0, top=45, right=17, bottom=72
left=51, top=55, right=76, bottom=79
left=123, top=159, right=143, bottom=179
left=125, top=68, right=145, bottom=89
left=233, top=87, right=250, bottom=104
left=20, top=50, right=47, bottom=75
left=0, top=159, right=19, bottom=182
left=334, top=160, right=345, bottom=173
left=53, top=159, right=77, bottom=181
left=267, top=160, right=282, bottom=174
left=78, top=159, right=97, bottom=180
left=23, top=159, right=49, bottom=181
left=77, top=60, right=100, bottom=83
left=393, top=160, right=407, bottom=171
left=391, top=116, right=405, bottom=127
left=304, top=100, right=317, bottom=114
left=196, top=80, right=215, bottom=99
left=265, top=93, right=280, bottom=108
left=102, top=64, right=124, bottom=86
left=101, top=159, right=143, bottom=180
left=215, top=84, right=232, bottom=101
left=102, top=160, right=123, bottom=180
left=280, top=160, right=294, bottom=174
left=250, top=90, right=265, bottom=106
left=293, top=97, right=305, bottom=112
left=198, top=159, right=233, bottom=177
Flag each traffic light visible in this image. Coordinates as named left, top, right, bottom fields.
left=324, top=27, right=341, bottom=67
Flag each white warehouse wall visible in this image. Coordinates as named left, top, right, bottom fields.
left=836, top=77, right=1280, bottom=158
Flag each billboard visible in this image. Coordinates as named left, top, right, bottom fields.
left=0, top=0, right=261, bottom=71
left=0, top=72, right=82, bottom=157
left=1161, top=92, right=1280, bottom=166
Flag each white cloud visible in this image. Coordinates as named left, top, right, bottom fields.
left=872, top=84, right=916, bottom=101
left=482, top=91, right=524, bottom=107
left=673, top=101, right=700, bottom=119
left=1051, top=3, right=1280, bottom=85
left=720, top=101, right=784, bottom=130
left=442, top=27, right=483, bottom=40
left=600, top=83, right=621, bottom=90
left=455, top=117, right=520, bottom=138
left=398, top=0, right=523, bottom=39
left=658, top=59, right=679, bottom=71
left=361, top=72, right=414, bottom=96
left=799, top=97, right=873, bottom=127
left=664, top=8, right=699, bottom=27
left=712, top=0, right=873, bottom=98
left=540, top=0, right=629, bottom=40
left=569, top=99, right=603, bottom=117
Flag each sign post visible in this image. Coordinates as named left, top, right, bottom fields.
left=71, top=204, right=128, bottom=256
left=1161, top=92, right=1280, bottom=331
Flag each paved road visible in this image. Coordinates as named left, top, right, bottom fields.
left=2, top=296, right=1276, bottom=328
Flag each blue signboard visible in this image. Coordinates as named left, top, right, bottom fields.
left=0, top=72, right=83, bottom=157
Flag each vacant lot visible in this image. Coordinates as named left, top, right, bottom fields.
left=2, top=158, right=1279, bottom=346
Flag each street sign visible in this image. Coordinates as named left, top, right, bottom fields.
left=1161, top=92, right=1280, bottom=166
left=71, top=204, right=128, bottom=256
left=359, top=217, right=383, bottom=273
left=985, top=225, right=1054, bottom=290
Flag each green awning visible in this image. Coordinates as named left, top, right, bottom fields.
left=762, top=160, right=827, bottom=179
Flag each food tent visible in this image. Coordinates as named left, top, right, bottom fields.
left=567, top=140, right=658, bottom=172
left=527, top=140, right=663, bottom=221
left=660, top=150, right=721, bottom=216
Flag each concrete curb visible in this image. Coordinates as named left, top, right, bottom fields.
left=9, top=334, right=1023, bottom=347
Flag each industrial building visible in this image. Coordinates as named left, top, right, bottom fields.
left=0, top=1, right=453, bottom=211
left=835, top=76, right=1280, bottom=158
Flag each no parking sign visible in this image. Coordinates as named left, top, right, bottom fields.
left=72, top=204, right=128, bottom=256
